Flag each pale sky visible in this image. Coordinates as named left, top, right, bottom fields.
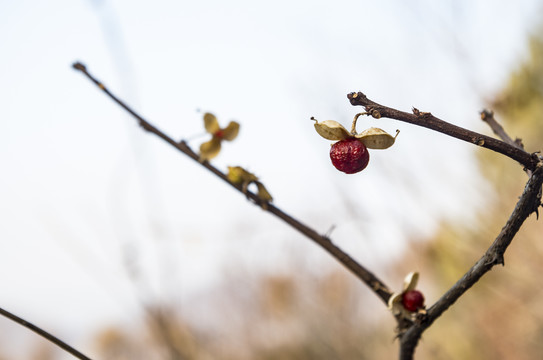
left=0, top=0, right=541, bottom=357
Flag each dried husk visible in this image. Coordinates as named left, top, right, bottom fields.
left=355, top=127, right=399, bottom=149
left=313, top=119, right=351, bottom=140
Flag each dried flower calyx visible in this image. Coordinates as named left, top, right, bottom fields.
left=227, top=166, right=273, bottom=208
left=312, top=115, right=399, bottom=149
left=199, top=112, right=240, bottom=161
left=312, top=113, right=399, bottom=174
left=388, top=272, right=426, bottom=318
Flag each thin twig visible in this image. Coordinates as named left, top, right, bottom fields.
left=347, top=92, right=538, bottom=171
left=0, top=306, right=92, bottom=360
left=72, top=62, right=394, bottom=305
left=480, top=109, right=524, bottom=150
left=480, top=109, right=533, bottom=177
left=398, top=163, right=543, bottom=360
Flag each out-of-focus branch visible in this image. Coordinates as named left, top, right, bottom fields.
left=480, top=109, right=535, bottom=177
left=480, top=109, right=524, bottom=150
left=398, top=163, right=543, bottom=359
left=347, top=92, right=538, bottom=171
left=72, top=62, right=394, bottom=305
left=0, top=306, right=92, bottom=360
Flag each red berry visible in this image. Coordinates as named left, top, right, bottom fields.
left=402, top=290, right=425, bottom=312
left=330, top=138, right=370, bottom=174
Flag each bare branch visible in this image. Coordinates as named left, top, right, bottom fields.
left=398, top=163, right=543, bottom=359
left=480, top=109, right=533, bottom=178
left=72, top=62, right=394, bottom=305
left=347, top=92, right=538, bottom=171
left=0, top=306, right=92, bottom=360
left=480, top=109, right=524, bottom=150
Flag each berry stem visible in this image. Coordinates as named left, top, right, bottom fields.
left=350, top=112, right=367, bottom=135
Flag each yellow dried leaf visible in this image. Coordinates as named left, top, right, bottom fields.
left=312, top=119, right=351, bottom=140
left=356, top=127, right=399, bottom=149
left=255, top=181, right=273, bottom=202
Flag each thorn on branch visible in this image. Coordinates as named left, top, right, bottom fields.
left=324, top=224, right=336, bottom=238
left=494, top=254, right=505, bottom=266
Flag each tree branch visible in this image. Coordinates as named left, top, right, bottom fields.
left=0, top=306, right=92, bottom=360
left=398, top=163, right=543, bottom=359
left=72, top=62, right=394, bottom=305
left=347, top=92, right=538, bottom=171
left=480, top=109, right=524, bottom=150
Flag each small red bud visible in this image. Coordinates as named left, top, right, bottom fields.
left=402, top=290, right=425, bottom=312
left=330, top=138, right=370, bottom=174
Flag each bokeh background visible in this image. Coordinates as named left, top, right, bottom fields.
left=1, top=0, right=543, bottom=359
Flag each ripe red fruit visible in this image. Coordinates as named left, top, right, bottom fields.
left=402, top=290, right=425, bottom=312
left=330, top=138, right=370, bottom=174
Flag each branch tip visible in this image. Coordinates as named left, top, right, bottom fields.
left=480, top=109, right=494, bottom=121
left=347, top=91, right=366, bottom=104
left=72, top=62, right=86, bottom=72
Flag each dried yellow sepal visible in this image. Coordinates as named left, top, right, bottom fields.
left=388, top=271, right=421, bottom=317
left=199, top=137, right=222, bottom=161
left=355, top=128, right=399, bottom=149
left=312, top=118, right=351, bottom=141
left=387, top=293, right=403, bottom=312
left=227, top=166, right=272, bottom=208
left=221, top=121, right=240, bottom=141
left=255, top=181, right=273, bottom=203
left=199, top=113, right=240, bottom=161
left=403, top=271, right=419, bottom=292
left=203, top=113, right=220, bottom=134
left=227, top=166, right=258, bottom=185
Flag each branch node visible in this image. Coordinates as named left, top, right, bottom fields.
left=370, top=108, right=381, bottom=119
left=139, top=120, right=153, bottom=132
left=412, top=107, right=432, bottom=118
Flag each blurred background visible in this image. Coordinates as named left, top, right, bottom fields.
left=1, top=0, right=543, bottom=359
